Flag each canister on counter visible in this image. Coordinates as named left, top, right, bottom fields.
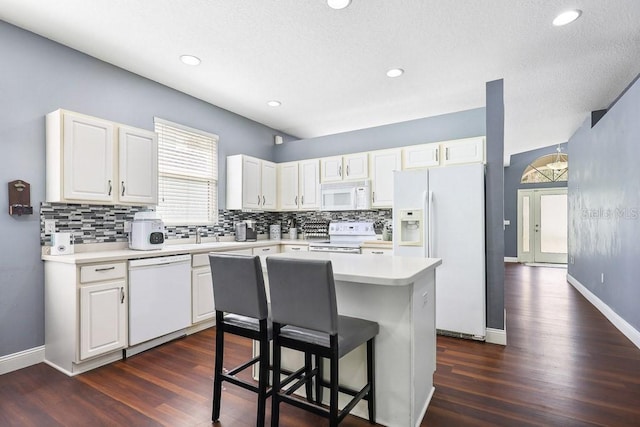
left=269, top=224, right=281, bottom=240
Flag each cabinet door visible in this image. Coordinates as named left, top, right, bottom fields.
left=441, top=137, right=485, bottom=166
left=63, top=112, right=115, bottom=202
left=402, top=143, right=440, bottom=169
left=344, top=153, right=368, bottom=180
left=299, top=159, right=320, bottom=209
left=192, top=266, right=215, bottom=324
left=278, top=162, right=300, bottom=210
left=321, top=156, right=344, bottom=183
left=371, top=149, right=401, bottom=208
left=261, top=160, right=277, bottom=210
left=242, top=156, right=262, bottom=209
left=80, top=280, right=127, bottom=360
left=118, top=126, right=158, bottom=205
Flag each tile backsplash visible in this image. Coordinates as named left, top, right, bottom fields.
left=40, top=202, right=392, bottom=245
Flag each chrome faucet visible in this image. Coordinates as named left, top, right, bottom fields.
left=196, top=227, right=202, bottom=244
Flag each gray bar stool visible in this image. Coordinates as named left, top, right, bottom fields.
left=209, top=253, right=271, bottom=426
left=266, top=257, right=379, bottom=426
left=208, top=253, right=314, bottom=427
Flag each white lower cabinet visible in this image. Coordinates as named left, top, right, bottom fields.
left=80, top=280, right=127, bottom=360
left=191, top=254, right=215, bottom=324
left=45, top=261, right=128, bottom=375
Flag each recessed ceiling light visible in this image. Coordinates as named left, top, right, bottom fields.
left=180, top=55, right=201, bottom=66
left=267, top=100, right=282, bottom=107
left=552, top=10, right=582, bottom=26
left=327, top=0, right=351, bottom=10
left=386, top=68, right=404, bottom=78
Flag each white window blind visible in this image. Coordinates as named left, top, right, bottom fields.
left=154, top=118, right=218, bottom=225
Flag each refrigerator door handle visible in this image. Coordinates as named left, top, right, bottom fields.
left=427, top=190, right=434, bottom=257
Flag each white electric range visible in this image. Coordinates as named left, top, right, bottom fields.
left=307, top=221, right=376, bottom=254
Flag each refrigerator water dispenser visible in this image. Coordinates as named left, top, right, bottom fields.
left=398, top=209, right=423, bottom=246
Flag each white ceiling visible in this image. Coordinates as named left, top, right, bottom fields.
left=1, top=0, right=639, bottom=160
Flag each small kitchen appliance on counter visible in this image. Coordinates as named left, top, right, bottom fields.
left=269, top=224, right=281, bottom=240
left=245, top=220, right=258, bottom=241
left=129, top=211, right=165, bottom=250
left=234, top=222, right=247, bottom=242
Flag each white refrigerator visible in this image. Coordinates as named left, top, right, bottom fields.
left=393, top=163, right=486, bottom=339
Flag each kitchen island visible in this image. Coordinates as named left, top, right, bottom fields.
left=262, top=251, right=441, bottom=427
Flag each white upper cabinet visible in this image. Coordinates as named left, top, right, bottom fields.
left=320, top=153, right=368, bottom=182
left=46, top=109, right=158, bottom=206
left=299, top=159, right=321, bottom=209
left=227, top=154, right=277, bottom=211
left=277, top=159, right=320, bottom=211
left=118, top=126, right=158, bottom=205
left=402, top=137, right=485, bottom=169
left=370, top=149, right=401, bottom=208
left=441, top=137, right=485, bottom=166
left=278, top=161, right=299, bottom=211
left=402, top=143, right=440, bottom=169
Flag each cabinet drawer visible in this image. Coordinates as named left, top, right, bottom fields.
left=252, top=245, right=279, bottom=255
left=80, top=262, right=127, bottom=283
left=282, top=244, right=308, bottom=253
left=361, top=248, right=392, bottom=256
left=192, top=253, right=210, bottom=268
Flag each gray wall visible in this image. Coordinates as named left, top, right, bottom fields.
left=485, top=80, right=505, bottom=330
left=503, top=143, right=568, bottom=257
left=0, top=20, right=286, bottom=357
left=274, top=108, right=485, bottom=162
left=568, top=74, right=640, bottom=332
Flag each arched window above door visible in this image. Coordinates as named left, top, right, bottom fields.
left=521, top=148, right=568, bottom=183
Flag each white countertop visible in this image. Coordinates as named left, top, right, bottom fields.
left=264, top=251, right=441, bottom=287
left=41, top=239, right=300, bottom=265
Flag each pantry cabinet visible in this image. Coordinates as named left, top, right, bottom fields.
left=321, top=153, right=368, bottom=182
left=227, top=155, right=277, bottom=211
left=45, top=109, right=158, bottom=205
left=277, top=159, right=320, bottom=211
left=370, top=149, right=401, bottom=208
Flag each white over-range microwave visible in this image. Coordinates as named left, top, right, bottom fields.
left=320, top=180, right=371, bottom=211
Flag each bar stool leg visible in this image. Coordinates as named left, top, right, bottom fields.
left=271, top=324, right=282, bottom=427
left=304, top=352, right=313, bottom=402
left=257, top=320, right=269, bottom=427
left=212, top=312, right=225, bottom=422
left=329, top=338, right=339, bottom=427
left=315, top=354, right=323, bottom=405
left=367, top=338, right=376, bottom=424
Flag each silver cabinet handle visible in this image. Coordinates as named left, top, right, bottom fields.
left=108, top=180, right=112, bottom=196
left=372, top=251, right=384, bottom=255
left=295, top=196, right=298, bottom=205
left=120, top=287, right=125, bottom=304
left=263, top=195, right=266, bottom=206
left=435, top=148, right=439, bottom=162
left=445, top=147, right=449, bottom=161
left=372, top=191, right=375, bottom=202
left=338, top=165, right=342, bottom=177
left=121, top=181, right=125, bottom=197
left=261, top=248, right=270, bottom=252
left=291, top=247, right=301, bottom=251
left=346, top=165, right=350, bottom=176
left=258, top=195, right=261, bottom=205
left=95, top=266, right=116, bottom=272
left=301, top=195, right=304, bottom=205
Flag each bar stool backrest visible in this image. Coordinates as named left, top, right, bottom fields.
left=209, top=253, right=268, bottom=320
left=266, top=257, right=338, bottom=335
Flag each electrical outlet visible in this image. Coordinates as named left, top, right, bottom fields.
left=44, top=219, right=56, bottom=235
left=570, top=255, right=575, bottom=264
left=124, top=221, right=131, bottom=233
left=601, top=273, right=605, bottom=284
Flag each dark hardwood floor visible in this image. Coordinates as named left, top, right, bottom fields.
left=2, top=264, right=640, bottom=426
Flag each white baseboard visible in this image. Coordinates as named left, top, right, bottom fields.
left=485, top=328, right=507, bottom=345
left=485, top=309, right=507, bottom=345
left=567, top=274, right=640, bottom=350
left=0, top=346, right=45, bottom=375
left=504, top=257, right=519, bottom=263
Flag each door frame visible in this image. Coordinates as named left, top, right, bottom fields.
left=517, top=188, right=568, bottom=264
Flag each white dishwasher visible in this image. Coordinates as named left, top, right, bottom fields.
left=127, top=254, right=192, bottom=355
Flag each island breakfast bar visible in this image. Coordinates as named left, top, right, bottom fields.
left=260, top=251, right=442, bottom=427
